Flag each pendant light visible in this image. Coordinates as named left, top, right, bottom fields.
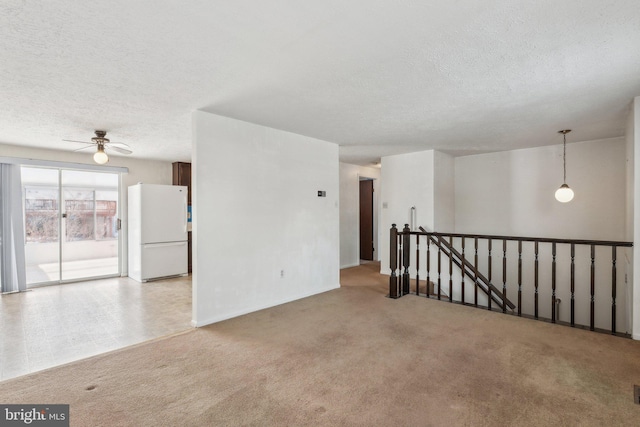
left=554, top=129, right=574, bottom=203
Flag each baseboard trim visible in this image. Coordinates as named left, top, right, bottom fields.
left=192, top=283, right=340, bottom=327
left=340, top=262, right=360, bottom=269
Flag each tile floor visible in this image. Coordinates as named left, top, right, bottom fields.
left=0, top=275, right=192, bottom=381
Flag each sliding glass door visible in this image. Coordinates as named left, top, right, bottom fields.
left=22, top=167, right=120, bottom=285
left=23, top=167, right=60, bottom=283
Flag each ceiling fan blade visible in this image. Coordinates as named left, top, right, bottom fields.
left=107, top=141, right=132, bottom=150
left=106, top=145, right=132, bottom=155
left=63, top=139, right=93, bottom=144
left=73, top=145, right=95, bottom=152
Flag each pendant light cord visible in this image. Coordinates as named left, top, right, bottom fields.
left=563, top=132, right=567, bottom=184
left=559, top=129, right=571, bottom=184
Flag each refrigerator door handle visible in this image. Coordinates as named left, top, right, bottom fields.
left=184, top=196, right=188, bottom=233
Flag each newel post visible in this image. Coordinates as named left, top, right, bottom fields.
left=402, top=224, right=411, bottom=296
left=389, top=224, right=399, bottom=298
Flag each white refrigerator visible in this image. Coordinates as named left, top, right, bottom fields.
left=128, top=183, right=188, bottom=282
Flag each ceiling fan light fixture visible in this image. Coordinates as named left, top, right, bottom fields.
left=93, top=145, right=109, bottom=164
left=63, top=130, right=132, bottom=161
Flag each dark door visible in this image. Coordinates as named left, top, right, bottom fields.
left=172, top=162, right=192, bottom=273
left=359, top=180, right=374, bottom=260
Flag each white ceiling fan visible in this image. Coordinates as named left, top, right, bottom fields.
left=63, top=130, right=133, bottom=164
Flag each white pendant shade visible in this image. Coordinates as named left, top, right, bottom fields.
left=555, top=183, right=574, bottom=203
left=93, top=147, right=109, bottom=164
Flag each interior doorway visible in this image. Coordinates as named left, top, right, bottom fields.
left=21, top=166, right=121, bottom=285
left=359, top=179, right=374, bottom=261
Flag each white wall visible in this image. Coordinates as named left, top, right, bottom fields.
left=625, top=99, right=636, bottom=335
left=192, top=111, right=340, bottom=327
left=455, top=138, right=627, bottom=241
left=0, top=143, right=173, bottom=275
left=380, top=150, right=437, bottom=274
left=627, top=106, right=636, bottom=242
left=630, top=96, right=640, bottom=339
left=339, top=162, right=380, bottom=268
left=379, top=149, right=457, bottom=274
left=433, top=151, right=455, bottom=232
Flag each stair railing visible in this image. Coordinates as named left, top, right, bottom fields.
left=388, top=224, right=633, bottom=336
left=419, top=227, right=515, bottom=311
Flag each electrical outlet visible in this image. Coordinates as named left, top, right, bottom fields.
left=280, top=270, right=284, bottom=278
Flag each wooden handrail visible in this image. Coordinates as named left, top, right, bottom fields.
left=412, top=230, right=632, bottom=248
left=419, top=227, right=516, bottom=310
left=429, top=233, right=516, bottom=310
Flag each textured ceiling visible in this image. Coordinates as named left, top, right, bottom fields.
left=1, top=1, right=639, bottom=165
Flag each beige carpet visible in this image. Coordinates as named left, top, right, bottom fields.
left=1, top=262, right=640, bottom=426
